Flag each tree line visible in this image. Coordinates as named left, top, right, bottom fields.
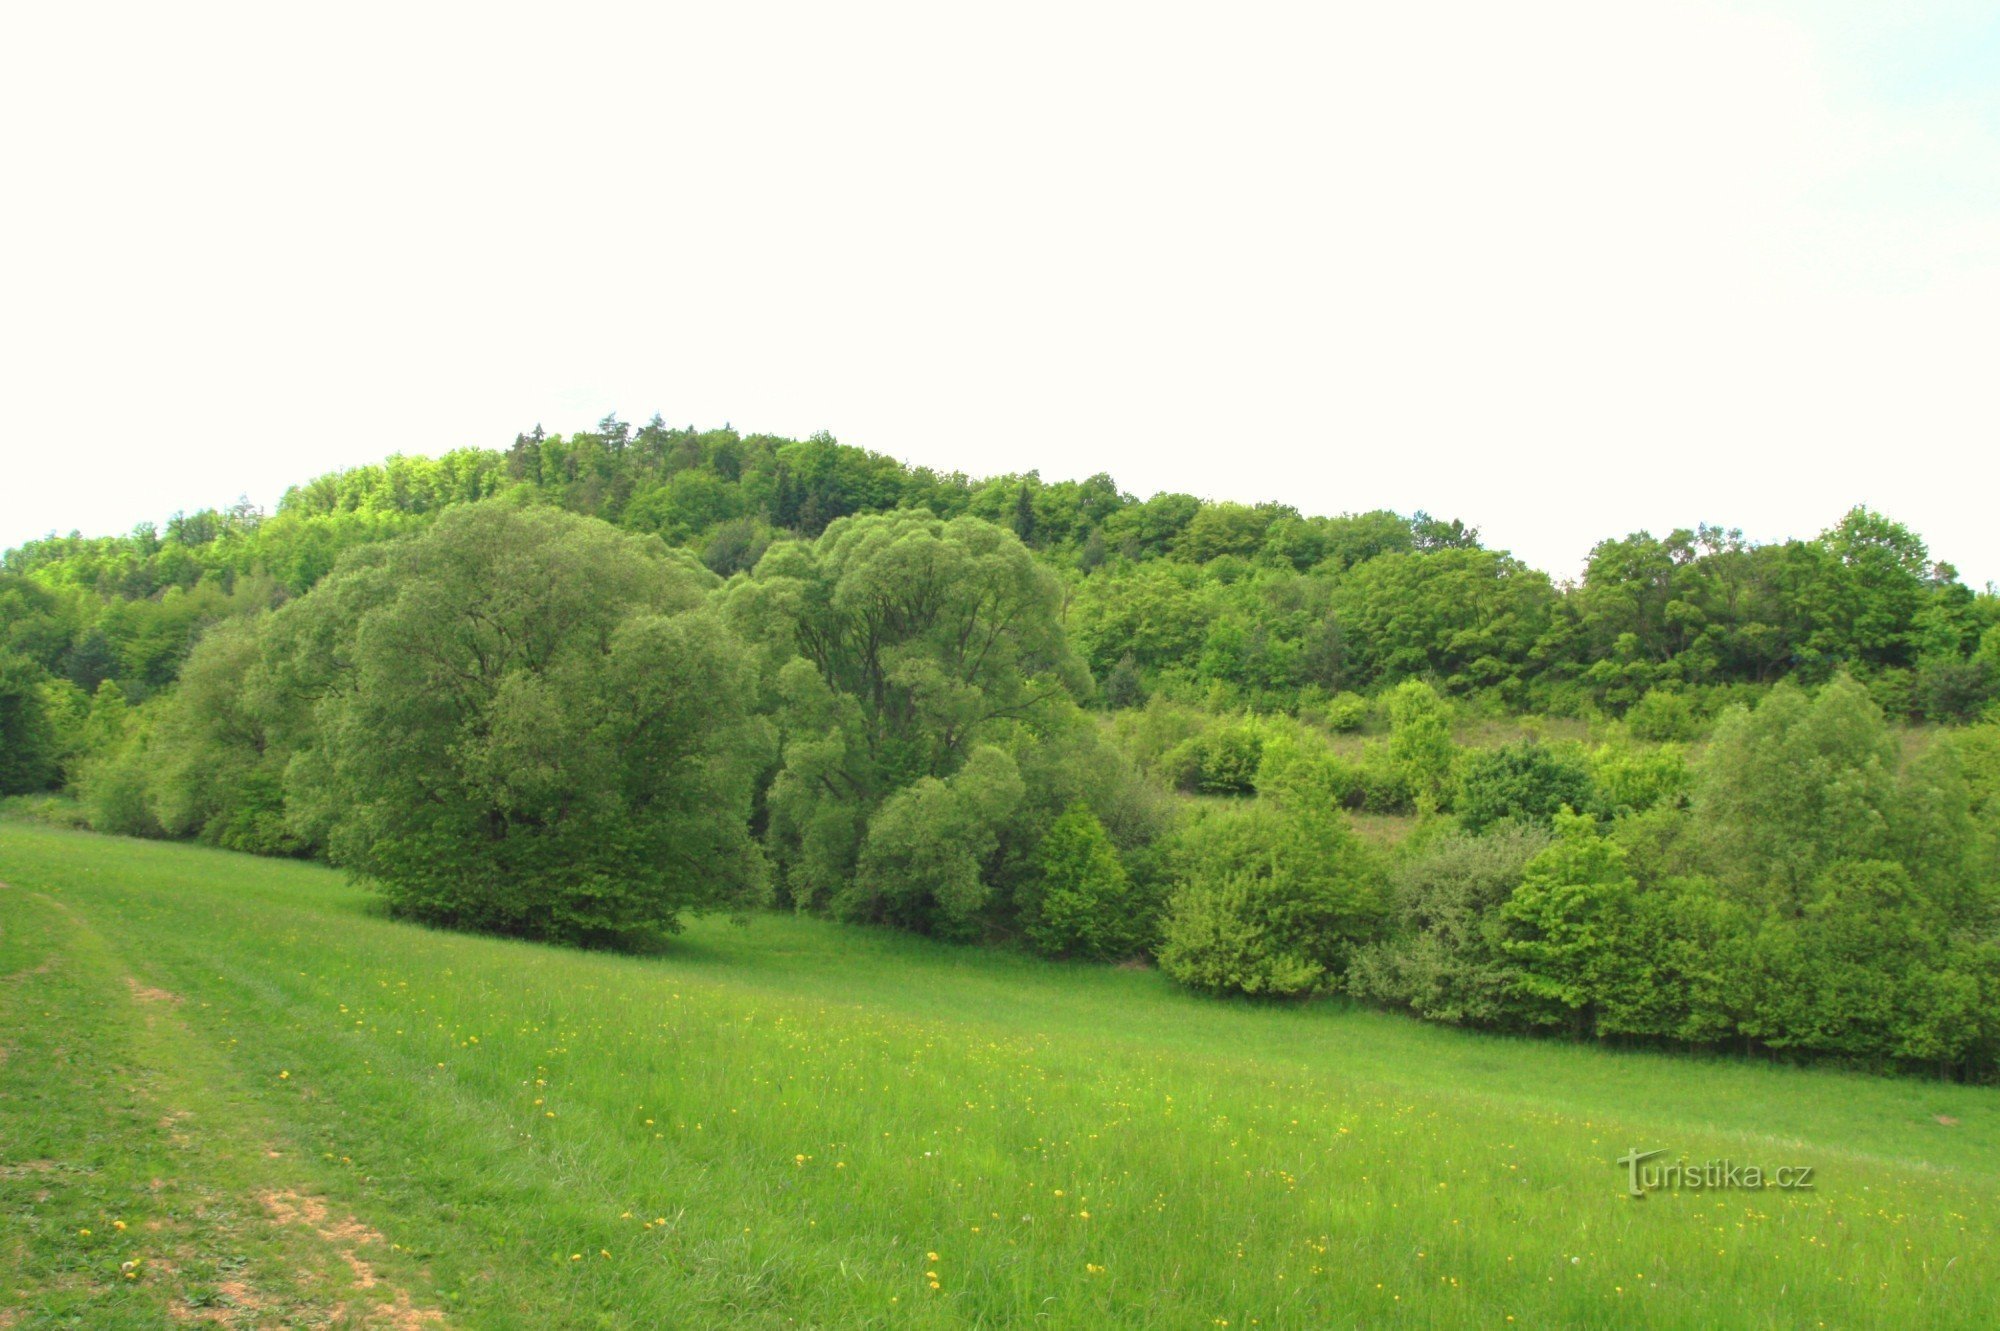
left=3, top=421, right=1998, bottom=1080
left=7, top=419, right=1995, bottom=723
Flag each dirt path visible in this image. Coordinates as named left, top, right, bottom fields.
left=0, top=888, right=447, bottom=1328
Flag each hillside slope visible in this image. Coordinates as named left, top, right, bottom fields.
left=2, top=820, right=1995, bottom=1328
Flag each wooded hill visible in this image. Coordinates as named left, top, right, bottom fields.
left=3, top=418, right=1998, bottom=1080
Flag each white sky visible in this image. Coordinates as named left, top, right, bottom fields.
left=3, top=1, right=1996, bottom=586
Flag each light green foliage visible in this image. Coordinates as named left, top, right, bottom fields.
left=1499, top=810, right=1638, bottom=1028
left=1588, top=740, right=1693, bottom=814
left=1385, top=679, right=1456, bottom=813
left=1100, top=653, right=1146, bottom=709
left=1107, top=696, right=1208, bottom=785
left=984, top=712, right=1172, bottom=926
left=1891, top=740, right=1991, bottom=925
left=1695, top=676, right=1900, bottom=909
left=1328, top=548, right=1557, bottom=694
left=1174, top=501, right=1274, bottom=563
left=35, top=677, right=91, bottom=781
left=1157, top=867, right=1326, bottom=996
left=1323, top=691, right=1369, bottom=732
left=1745, top=860, right=1978, bottom=1066
left=1023, top=801, right=1136, bottom=959
left=1624, top=688, right=1700, bottom=741
left=1068, top=560, right=1214, bottom=680
left=145, top=618, right=301, bottom=855
left=846, top=746, right=1025, bottom=940
left=1158, top=795, right=1386, bottom=998
left=72, top=708, right=162, bottom=838
left=288, top=501, right=766, bottom=947
left=1453, top=741, right=1596, bottom=833
left=1160, top=718, right=1265, bottom=795
left=6, top=431, right=1992, bottom=729
left=10, top=422, right=2000, bottom=1085
left=738, top=509, right=1090, bottom=924
left=1348, top=825, right=1550, bottom=1026
left=1593, top=876, right=1756, bottom=1045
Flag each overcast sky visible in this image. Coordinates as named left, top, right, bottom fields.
left=3, top=1, right=1996, bottom=586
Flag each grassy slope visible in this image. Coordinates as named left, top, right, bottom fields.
left=1, top=821, right=1995, bottom=1329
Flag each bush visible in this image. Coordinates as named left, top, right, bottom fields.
left=1861, top=667, right=1918, bottom=721
left=1324, top=692, right=1369, bottom=732
left=1159, top=721, right=1266, bottom=795
left=848, top=747, right=1025, bottom=940
left=1914, top=655, right=1998, bottom=725
left=1101, top=654, right=1147, bottom=710
left=1595, top=876, right=1755, bottom=1044
left=1589, top=742, right=1693, bottom=815
left=1386, top=680, right=1456, bottom=812
left=1023, top=802, right=1139, bottom=959
left=1694, top=676, right=1899, bottom=911
left=0, top=650, right=59, bottom=795
left=1497, top=810, right=1638, bottom=1030
left=1625, top=690, right=1700, bottom=742
left=1744, top=859, right=1974, bottom=1067
left=1158, top=869, right=1326, bottom=996
left=75, top=741, right=162, bottom=839
left=1157, top=799, right=1386, bottom=997
left=146, top=617, right=308, bottom=857
left=1348, top=825, right=1550, bottom=1025
left=1454, top=741, right=1596, bottom=833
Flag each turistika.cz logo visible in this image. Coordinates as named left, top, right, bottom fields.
left=1616, top=1147, right=1815, bottom=1197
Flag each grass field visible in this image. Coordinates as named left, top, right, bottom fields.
left=2, top=820, right=1996, bottom=1328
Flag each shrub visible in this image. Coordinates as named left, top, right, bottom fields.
left=1694, top=676, right=1899, bottom=911
left=1386, top=680, right=1456, bottom=812
left=1158, top=869, right=1326, bottom=996
left=1024, top=802, right=1138, bottom=959
left=75, top=740, right=162, bottom=838
left=1497, top=809, right=1638, bottom=1031
left=1159, top=721, right=1265, bottom=795
left=1743, top=859, right=1972, bottom=1067
left=846, top=747, right=1025, bottom=941
left=146, top=617, right=308, bottom=857
left=1157, top=799, right=1386, bottom=997
left=1861, top=667, right=1918, bottom=721
left=0, top=650, right=59, bottom=795
left=1324, top=692, right=1369, bottom=732
left=1454, top=741, right=1596, bottom=833
left=1625, top=689, right=1700, bottom=742
left=1102, top=654, right=1147, bottom=710
left=1589, top=742, right=1693, bottom=815
left=1914, top=655, right=1998, bottom=725
left=1348, top=825, right=1550, bottom=1026
left=1203, top=724, right=1267, bottom=794
left=1594, top=876, right=1756, bottom=1045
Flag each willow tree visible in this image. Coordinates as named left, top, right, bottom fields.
left=280, top=500, right=765, bottom=947
left=729, top=510, right=1091, bottom=928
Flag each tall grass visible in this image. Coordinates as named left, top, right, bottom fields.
left=2, top=819, right=1993, bottom=1327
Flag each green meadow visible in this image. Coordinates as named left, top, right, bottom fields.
left=2, top=818, right=1994, bottom=1329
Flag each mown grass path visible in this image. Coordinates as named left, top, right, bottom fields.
left=2, top=820, right=1996, bottom=1328
left=0, top=867, right=447, bottom=1327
